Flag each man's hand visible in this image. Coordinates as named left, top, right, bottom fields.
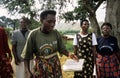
left=68, top=53, right=79, bottom=62
left=14, top=58, right=21, bottom=65
left=26, top=71, right=33, bottom=78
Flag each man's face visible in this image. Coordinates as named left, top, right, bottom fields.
left=41, top=14, right=56, bottom=33
left=101, top=25, right=111, bottom=36
left=81, top=21, right=89, bottom=32
left=20, top=19, right=28, bottom=30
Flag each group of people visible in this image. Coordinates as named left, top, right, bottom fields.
left=73, top=19, right=120, bottom=78
left=0, top=9, right=120, bottom=78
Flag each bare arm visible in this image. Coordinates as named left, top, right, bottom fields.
left=74, top=45, right=78, bottom=55
left=92, top=46, right=97, bottom=63
left=60, top=49, right=78, bottom=62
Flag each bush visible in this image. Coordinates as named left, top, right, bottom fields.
left=65, top=40, right=74, bottom=52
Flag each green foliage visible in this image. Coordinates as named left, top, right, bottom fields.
left=65, top=40, right=74, bottom=52
left=11, top=19, right=19, bottom=30
left=0, top=0, right=35, bottom=14
left=59, top=28, right=93, bottom=36
left=29, top=19, right=41, bottom=30
left=62, top=11, right=75, bottom=21
left=60, top=30, right=79, bottom=35
left=62, top=3, right=88, bottom=21
left=0, top=0, right=69, bottom=19
left=5, top=27, right=13, bottom=36
left=61, top=0, right=105, bottom=21
left=0, top=16, right=19, bottom=30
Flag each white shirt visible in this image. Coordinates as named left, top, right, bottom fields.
left=73, top=33, right=97, bottom=46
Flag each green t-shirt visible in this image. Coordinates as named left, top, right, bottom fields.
left=21, top=27, right=67, bottom=60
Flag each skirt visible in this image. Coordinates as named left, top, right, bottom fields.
left=96, top=54, right=120, bottom=78
left=0, top=55, right=13, bottom=78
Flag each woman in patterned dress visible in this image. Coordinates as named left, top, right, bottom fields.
left=96, top=22, right=120, bottom=78
left=21, top=10, right=78, bottom=78
left=73, top=19, right=97, bottom=78
left=0, top=26, right=13, bottom=78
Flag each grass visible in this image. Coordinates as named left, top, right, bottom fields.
left=65, top=40, right=74, bottom=52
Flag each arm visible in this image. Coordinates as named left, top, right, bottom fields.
left=12, top=44, right=20, bottom=65
left=21, top=31, right=35, bottom=77
left=115, top=50, right=120, bottom=63
left=92, top=33, right=98, bottom=63
left=74, top=45, right=78, bottom=55
left=57, top=41, right=78, bottom=61
left=11, top=31, right=20, bottom=65
left=61, top=49, right=78, bottom=61
left=114, top=37, right=120, bottom=62
left=73, top=34, right=78, bottom=56
left=92, top=46, right=97, bottom=63
left=54, top=29, right=78, bottom=61
left=56, top=31, right=78, bottom=61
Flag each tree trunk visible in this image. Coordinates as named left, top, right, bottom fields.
left=105, top=0, right=120, bottom=46
left=89, top=14, right=101, bottom=37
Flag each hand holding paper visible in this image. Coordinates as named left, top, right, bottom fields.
left=68, top=53, right=79, bottom=62
left=62, top=59, right=84, bottom=71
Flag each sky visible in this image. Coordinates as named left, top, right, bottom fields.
left=0, top=7, right=23, bottom=19
left=96, top=3, right=106, bottom=22
left=0, top=2, right=106, bottom=22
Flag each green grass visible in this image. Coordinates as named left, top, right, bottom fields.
left=65, top=40, right=74, bottom=52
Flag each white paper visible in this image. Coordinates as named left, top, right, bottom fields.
left=62, top=59, right=84, bottom=71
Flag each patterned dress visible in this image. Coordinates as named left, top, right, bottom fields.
left=74, top=33, right=94, bottom=78
left=34, top=55, right=62, bottom=78
left=0, top=27, right=13, bottom=78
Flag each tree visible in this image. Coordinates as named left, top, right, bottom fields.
left=0, top=0, right=40, bottom=29
left=0, top=0, right=69, bottom=19
left=0, top=0, right=105, bottom=35
left=62, top=0, right=106, bottom=36
left=0, top=0, right=34, bottom=16
left=105, top=0, right=120, bottom=46
left=0, top=16, right=17, bottom=28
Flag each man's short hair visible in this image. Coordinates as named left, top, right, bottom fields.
left=40, top=10, right=56, bottom=20
left=20, top=16, right=31, bottom=24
